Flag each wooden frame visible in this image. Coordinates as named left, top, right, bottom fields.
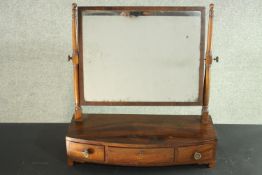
left=77, top=6, right=206, bottom=106
left=69, top=4, right=215, bottom=122
left=202, top=4, right=214, bottom=123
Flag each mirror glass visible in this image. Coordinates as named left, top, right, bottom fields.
left=82, top=10, right=203, bottom=102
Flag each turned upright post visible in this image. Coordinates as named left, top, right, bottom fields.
left=70, top=3, right=82, bottom=121
left=201, top=4, right=214, bottom=124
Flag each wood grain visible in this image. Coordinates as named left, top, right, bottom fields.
left=66, top=114, right=217, bottom=167
left=202, top=4, right=214, bottom=123
left=175, top=143, right=215, bottom=164
left=67, top=141, right=105, bottom=163
left=107, top=147, right=174, bottom=165
left=67, top=114, right=216, bottom=147
left=71, top=3, right=82, bottom=121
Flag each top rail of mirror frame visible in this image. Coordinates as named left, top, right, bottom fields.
left=78, top=6, right=205, bottom=17
left=77, top=6, right=205, bottom=12
left=77, top=6, right=206, bottom=106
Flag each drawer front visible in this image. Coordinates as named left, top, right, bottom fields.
left=107, top=147, right=174, bottom=165
left=176, top=144, right=214, bottom=164
left=67, top=142, right=104, bottom=162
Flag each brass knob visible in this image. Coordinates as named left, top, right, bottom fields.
left=82, top=148, right=94, bottom=158
left=194, top=152, right=202, bottom=160
left=213, top=56, right=219, bottom=62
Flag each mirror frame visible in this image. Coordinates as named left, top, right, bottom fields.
left=77, top=6, right=206, bottom=106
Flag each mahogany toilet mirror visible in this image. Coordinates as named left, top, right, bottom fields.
left=66, top=3, right=219, bottom=167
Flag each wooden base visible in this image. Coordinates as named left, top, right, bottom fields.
left=66, top=114, right=217, bottom=167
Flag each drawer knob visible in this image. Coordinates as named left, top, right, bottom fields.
left=82, top=148, right=94, bottom=158
left=194, top=152, right=202, bottom=160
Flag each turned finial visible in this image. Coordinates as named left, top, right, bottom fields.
left=72, top=3, right=77, bottom=10
left=209, top=3, right=214, bottom=17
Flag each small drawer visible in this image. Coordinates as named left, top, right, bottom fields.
left=175, top=144, right=214, bottom=164
left=107, top=147, right=174, bottom=165
left=67, top=142, right=104, bottom=162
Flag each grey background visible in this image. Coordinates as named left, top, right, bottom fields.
left=0, top=0, right=261, bottom=123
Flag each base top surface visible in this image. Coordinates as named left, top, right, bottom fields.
left=66, top=114, right=216, bottom=147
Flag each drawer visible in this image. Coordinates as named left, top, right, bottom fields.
left=107, top=147, right=174, bottom=165
left=175, top=144, right=214, bottom=164
left=67, top=142, right=104, bottom=162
